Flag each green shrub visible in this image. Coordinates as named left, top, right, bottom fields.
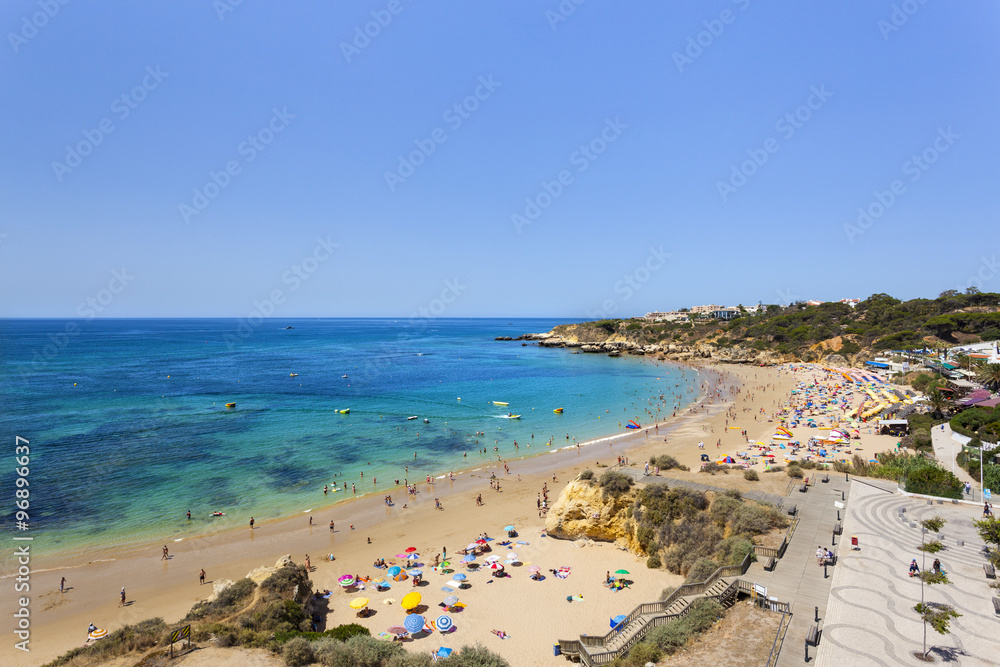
left=646, top=553, right=662, bottom=569
left=786, top=465, right=804, bottom=479
left=579, top=469, right=595, bottom=481
left=709, top=495, right=741, bottom=527
left=185, top=578, right=256, bottom=621
left=715, top=536, right=754, bottom=566
left=918, top=540, right=943, bottom=553
left=685, top=558, right=719, bottom=583
left=904, top=466, right=962, bottom=499
left=599, top=470, right=634, bottom=497
left=744, top=469, right=759, bottom=481
left=438, top=643, right=511, bottom=667
left=283, top=637, right=315, bottom=667
left=649, top=454, right=686, bottom=470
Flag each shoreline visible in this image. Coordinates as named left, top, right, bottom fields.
left=6, top=360, right=846, bottom=667
left=12, top=357, right=712, bottom=574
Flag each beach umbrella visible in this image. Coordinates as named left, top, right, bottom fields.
left=488, top=562, right=504, bottom=570
left=506, top=552, right=519, bottom=561
left=475, top=539, right=487, bottom=545
left=443, top=595, right=459, bottom=606
left=460, top=555, right=475, bottom=563
left=405, top=547, right=418, bottom=553
left=387, top=625, right=408, bottom=635
left=503, top=525, right=514, bottom=531
left=614, top=569, right=630, bottom=575
left=407, top=568, right=423, bottom=576
left=387, top=566, right=402, bottom=576
left=349, top=597, right=370, bottom=609
left=338, top=575, right=356, bottom=587
left=405, top=553, right=420, bottom=561
left=452, top=573, right=466, bottom=581
left=466, top=543, right=478, bottom=551
left=401, top=592, right=422, bottom=610
left=439, top=560, right=450, bottom=568
left=527, top=565, right=541, bottom=572
left=435, top=615, right=454, bottom=632
left=484, top=554, right=501, bottom=562
left=611, top=615, right=627, bottom=629
left=437, top=647, right=453, bottom=658
left=403, top=613, right=425, bottom=634
left=88, top=628, right=108, bottom=640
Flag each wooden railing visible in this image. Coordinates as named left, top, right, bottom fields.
left=557, top=553, right=755, bottom=663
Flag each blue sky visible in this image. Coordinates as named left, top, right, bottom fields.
left=2, top=1, right=998, bottom=319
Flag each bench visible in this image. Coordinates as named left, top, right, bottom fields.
left=993, top=598, right=1000, bottom=615
left=985, top=563, right=996, bottom=579
left=765, top=557, right=776, bottom=571
left=833, top=523, right=842, bottom=536
left=806, top=624, right=819, bottom=646
left=787, top=505, right=797, bottom=516
left=799, top=485, right=808, bottom=493
left=822, top=474, right=830, bottom=483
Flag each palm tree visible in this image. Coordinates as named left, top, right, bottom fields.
left=927, top=387, right=949, bottom=419
left=975, top=363, right=1000, bottom=392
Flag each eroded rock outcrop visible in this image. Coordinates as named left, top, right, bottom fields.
left=544, top=479, right=634, bottom=542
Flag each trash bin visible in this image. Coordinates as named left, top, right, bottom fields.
left=553, top=643, right=561, bottom=656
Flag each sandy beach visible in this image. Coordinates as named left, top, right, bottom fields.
left=2, top=361, right=901, bottom=667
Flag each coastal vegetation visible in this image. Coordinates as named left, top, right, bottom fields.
left=42, top=563, right=508, bottom=667
left=546, top=290, right=1000, bottom=362
left=610, top=598, right=724, bottom=666
left=629, top=486, right=785, bottom=577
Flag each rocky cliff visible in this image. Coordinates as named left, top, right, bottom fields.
left=544, top=479, right=634, bottom=543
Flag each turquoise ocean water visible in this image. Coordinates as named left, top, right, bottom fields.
left=0, top=319, right=699, bottom=560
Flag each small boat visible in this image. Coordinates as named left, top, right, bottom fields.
left=500, top=414, right=521, bottom=420
left=553, top=408, right=564, bottom=414
left=284, top=326, right=294, bottom=330
left=225, top=402, right=236, bottom=408
left=407, top=416, right=418, bottom=421
left=493, top=401, right=509, bottom=406
left=423, top=418, right=430, bottom=423
left=338, top=408, right=350, bottom=414
left=290, top=373, right=298, bottom=377
left=342, top=374, right=349, bottom=379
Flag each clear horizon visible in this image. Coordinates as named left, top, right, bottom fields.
left=2, top=1, right=998, bottom=319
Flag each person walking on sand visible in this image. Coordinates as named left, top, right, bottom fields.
left=305, top=555, right=311, bottom=570
left=60, top=577, right=66, bottom=593
left=330, top=520, right=335, bottom=532
left=200, top=569, right=206, bottom=585
left=119, top=587, right=126, bottom=607
left=249, top=516, right=255, bottom=529
left=161, top=545, right=169, bottom=560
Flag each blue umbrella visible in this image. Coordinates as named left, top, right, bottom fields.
left=503, top=525, right=514, bottom=531
left=407, top=569, right=423, bottom=576
left=452, top=573, right=466, bottom=581
left=437, top=647, right=453, bottom=658
left=403, top=614, right=425, bottom=634
left=436, top=615, right=453, bottom=632
left=387, top=566, right=402, bottom=576
left=461, top=555, right=475, bottom=563
left=611, top=614, right=627, bottom=629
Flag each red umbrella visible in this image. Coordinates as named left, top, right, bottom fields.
left=405, top=547, right=418, bottom=553
left=488, top=562, right=504, bottom=570
left=476, top=539, right=487, bottom=545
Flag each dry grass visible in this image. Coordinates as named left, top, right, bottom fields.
left=656, top=601, right=783, bottom=666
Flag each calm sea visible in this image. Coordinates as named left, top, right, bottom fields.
left=0, top=318, right=699, bottom=560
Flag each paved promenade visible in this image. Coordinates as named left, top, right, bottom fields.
left=815, top=482, right=1000, bottom=666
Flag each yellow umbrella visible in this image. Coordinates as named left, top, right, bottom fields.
left=401, top=592, right=421, bottom=610
left=349, top=597, right=370, bottom=609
